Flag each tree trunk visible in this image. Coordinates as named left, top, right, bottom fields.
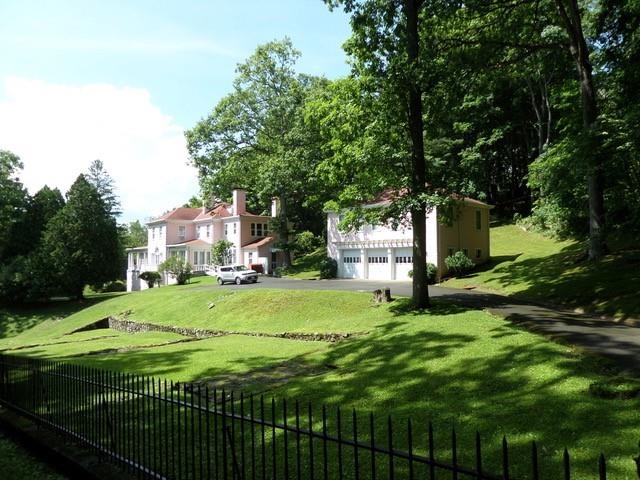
left=404, top=0, right=430, bottom=308
left=554, top=0, right=607, bottom=260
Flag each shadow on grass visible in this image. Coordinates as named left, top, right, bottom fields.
left=265, top=308, right=640, bottom=478
left=465, top=241, right=640, bottom=319
left=0, top=292, right=126, bottom=340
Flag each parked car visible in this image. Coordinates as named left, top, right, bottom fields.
left=216, top=265, right=259, bottom=285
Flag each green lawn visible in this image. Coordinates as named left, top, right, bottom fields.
left=1, top=279, right=639, bottom=478
left=442, top=224, right=640, bottom=319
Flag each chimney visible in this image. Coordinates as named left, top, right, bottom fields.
left=271, top=197, right=280, bottom=217
left=232, top=189, right=246, bottom=216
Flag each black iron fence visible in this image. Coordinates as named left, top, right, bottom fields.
left=0, top=354, right=622, bottom=479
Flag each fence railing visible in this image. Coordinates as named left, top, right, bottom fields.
left=0, top=354, right=620, bottom=479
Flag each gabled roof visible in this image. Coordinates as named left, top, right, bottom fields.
left=364, top=188, right=492, bottom=209
left=150, top=207, right=202, bottom=223
left=242, top=236, right=275, bottom=249
left=210, top=203, right=232, bottom=218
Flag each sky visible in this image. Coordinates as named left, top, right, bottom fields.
left=0, top=1, right=352, bottom=223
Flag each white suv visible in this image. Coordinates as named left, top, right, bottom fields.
left=216, top=265, right=259, bottom=285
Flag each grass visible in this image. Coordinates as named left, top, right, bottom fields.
left=2, top=281, right=640, bottom=477
left=0, top=430, right=67, bottom=480
left=441, top=224, right=640, bottom=319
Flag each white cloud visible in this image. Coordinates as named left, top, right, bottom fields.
left=0, top=76, right=200, bottom=223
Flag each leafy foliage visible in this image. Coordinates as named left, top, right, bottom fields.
left=122, top=220, right=148, bottom=248
left=319, top=257, right=338, bottom=279
left=444, top=251, right=475, bottom=277
left=139, top=271, right=161, bottom=288
left=211, top=240, right=234, bottom=266
left=293, top=231, right=324, bottom=255
left=159, top=256, right=193, bottom=285
left=41, top=175, right=122, bottom=299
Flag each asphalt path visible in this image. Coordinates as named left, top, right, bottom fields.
left=213, top=276, right=640, bottom=373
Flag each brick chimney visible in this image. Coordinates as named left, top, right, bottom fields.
left=232, top=189, right=246, bottom=216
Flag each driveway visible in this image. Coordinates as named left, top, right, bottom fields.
left=219, top=276, right=640, bottom=374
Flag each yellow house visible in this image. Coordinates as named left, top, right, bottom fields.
left=327, top=195, right=492, bottom=280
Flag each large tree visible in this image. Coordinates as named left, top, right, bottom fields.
left=325, top=0, right=442, bottom=308
left=86, top=159, right=122, bottom=219
left=42, top=175, right=122, bottom=298
left=186, top=39, right=331, bottom=266
left=0, top=150, right=28, bottom=262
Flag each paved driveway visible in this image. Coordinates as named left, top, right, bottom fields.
left=214, top=276, right=640, bottom=374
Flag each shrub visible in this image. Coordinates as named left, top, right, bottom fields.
left=98, top=280, right=126, bottom=292
left=273, top=266, right=288, bottom=278
left=408, top=262, right=438, bottom=284
left=444, top=251, right=475, bottom=277
left=319, top=257, right=338, bottom=279
left=159, top=256, right=193, bottom=285
left=293, top=231, right=324, bottom=255
left=139, top=271, right=161, bottom=288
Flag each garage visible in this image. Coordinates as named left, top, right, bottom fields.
left=394, top=247, right=413, bottom=280
left=366, top=248, right=391, bottom=280
left=339, top=249, right=363, bottom=279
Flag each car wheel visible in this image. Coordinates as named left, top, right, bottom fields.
left=251, top=278, right=258, bottom=283
left=235, top=277, right=242, bottom=285
left=217, top=277, right=224, bottom=285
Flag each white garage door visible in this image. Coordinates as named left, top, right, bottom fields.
left=367, top=249, right=391, bottom=280
left=394, top=248, right=413, bottom=280
left=339, top=249, right=363, bottom=279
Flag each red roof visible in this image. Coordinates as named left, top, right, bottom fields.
left=366, top=188, right=491, bottom=208
left=242, top=236, right=275, bottom=249
left=153, top=207, right=202, bottom=222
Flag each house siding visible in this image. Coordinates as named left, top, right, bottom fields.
left=126, top=190, right=282, bottom=291
left=328, top=199, right=491, bottom=281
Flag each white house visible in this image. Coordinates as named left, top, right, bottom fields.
left=327, top=195, right=492, bottom=281
left=126, top=189, right=282, bottom=291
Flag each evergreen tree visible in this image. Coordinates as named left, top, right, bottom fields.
left=42, top=175, right=122, bottom=298
left=86, top=159, right=122, bottom=218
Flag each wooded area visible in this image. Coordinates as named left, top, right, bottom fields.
left=186, top=0, right=640, bottom=307
left=2, top=0, right=638, bottom=307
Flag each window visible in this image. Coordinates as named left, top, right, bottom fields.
left=152, top=227, right=155, bottom=240
left=368, top=256, right=388, bottom=264
left=251, top=223, right=256, bottom=236
left=463, top=248, right=469, bottom=257
left=256, top=224, right=263, bottom=236
left=475, top=210, right=482, bottom=230
left=233, top=222, right=237, bottom=234
left=447, top=248, right=454, bottom=257
left=206, top=252, right=211, bottom=265
left=476, top=248, right=482, bottom=259
left=206, top=225, right=211, bottom=238
left=199, top=251, right=205, bottom=265
left=178, top=225, right=186, bottom=241
left=264, top=223, right=270, bottom=235
left=193, top=252, right=198, bottom=264
left=395, top=256, right=413, bottom=264
left=224, top=223, right=228, bottom=235
left=343, top=256, right=361, bottom=263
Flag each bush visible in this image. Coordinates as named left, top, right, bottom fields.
left=408, top=262, right=438, bottom=284
left=319, top=257, right=338, bottom=279
left=98, top=280, right=126, bottom=292
left=159, top=256, right=193, bottom=285
left=293, top=231, right=324, bottom=255
left=273, top=266, right=288, bottom=278
left=139, top=271, right=161, bottom=288
left=444, top=251, right=475, bottom=277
